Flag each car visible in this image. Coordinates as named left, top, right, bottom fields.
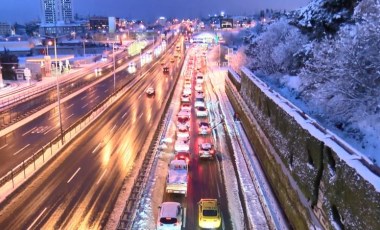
left=196, top=106, right=208, bottom=117
left=183, top=87, right=192, bottom=95
left=196, top=75, right=204, bottom=84
left=175, top=151, right=191, bottom=165
left=177, top=111, right=191, bottom=128
left=195, top=83, right=203, bottom=91
left=161, top=61, right=165, bottom=65
left=163, top=66, right=169, bottom=74
left=184, top=82, right=192, bottom=89
left=170, top=57, right=175, bottom=63
left=176, top=125, right=190, bottom=140
left=194, top=98, right=205, bottom=107
left=181, top=103, right=191, bottom=112
left=146, top=87, right=155, bottom=96
left=195, top=91, right=204, bottom=99
left=175, top=139, right=190, bottom=152
left=198, top=199, right=221, bottom=229
left=198, top=143, right=215, bottom=159
left=157, top=202, right=182, bottom=230
left=199, top=122, right=211, bottom=135
left=181, top=93, right=191, bottom=102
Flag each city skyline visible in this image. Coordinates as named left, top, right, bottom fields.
left=0, top=0, right=309, bottom=23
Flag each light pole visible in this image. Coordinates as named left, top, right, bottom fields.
left=83, top=39, right=86, bottom=57
left=53, top=37, right=64, bottom=144
left=113, top=42, right=116, bottom=93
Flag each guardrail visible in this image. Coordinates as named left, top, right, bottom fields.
left=0, top=35, right=180, bottom=195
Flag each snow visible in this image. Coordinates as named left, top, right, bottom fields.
left=241, top=67, right=380, bottom=192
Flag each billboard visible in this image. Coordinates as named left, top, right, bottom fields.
left=220, top=18, right=233, bottom=29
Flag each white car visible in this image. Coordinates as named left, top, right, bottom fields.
left=181, top=103, right=191, bottom=112
left=194, top=98, right=205, bottom=107
left=157, top=202, right=182, bottom=230
left=195, top=91, right=204, bottom=99
left=195, top=84, right=203, bottom=91
left=183, top=87, right=192, bottom=95
left=146, top=87, right=155, bottom=96
left=199, top=122, right=211, bottom=135
left=181, top=93, right=191, bottom=102
left=175, top=139, right=190, bottom=152
left=199, top=143, right=215, bottom=159
left=177, top=125, right=190, bottom=140
left=196, top=106, right=208, bottom=117
left=184, top=82, right=192, bottom=89
left=196, top=75, right=204, bottom=84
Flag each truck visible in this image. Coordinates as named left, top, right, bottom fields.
left=166, top=159, right=188, bottom=196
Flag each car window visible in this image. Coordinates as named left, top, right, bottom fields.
left=203, top=210, right=218, bottom=216
left=160, top=217, right=177, bottom=224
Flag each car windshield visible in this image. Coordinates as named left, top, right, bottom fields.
left=201, top=146, right=211, bottom=150
left=196, top=98, right=204, bottom=102
left=160, top=217, right=177, bottom=224
left=198, top=107, right=206, bottom=111
left=200, top=123, right=209, bottom=127
left=203, top=209, right=218, bottom=216
left=178, top=117, right=189, bottom=123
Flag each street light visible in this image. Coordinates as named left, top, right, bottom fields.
left=52, top=37, right=64, bottom=144
left=83, top=39, right=86, bottom=57
left=46, top=40, right=53, bottom=56
left=113, top=42, right=116, bottom=93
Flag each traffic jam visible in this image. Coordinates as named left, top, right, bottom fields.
left=157, top=45, right=222, bottom=230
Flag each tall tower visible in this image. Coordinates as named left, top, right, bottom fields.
left=41, top=0, right=73, bottom=24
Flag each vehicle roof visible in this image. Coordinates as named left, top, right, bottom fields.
left=178, top=110, right=191, bottom=117
left=170, top=159, right=188, bottom=166
left=161, top=202, right=180, bottom=217
left=200, top=143, right=212, bottom=148
left=199, top=199, right=218, bottom=209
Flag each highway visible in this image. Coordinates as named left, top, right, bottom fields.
left=0, top=38, right=183, bottom=228
left=0, top=37, right=175, bottom=178
left=160, top=47, right=233, bottom=229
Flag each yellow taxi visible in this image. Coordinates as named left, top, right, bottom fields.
left=198, top=199, right=221, bottom=229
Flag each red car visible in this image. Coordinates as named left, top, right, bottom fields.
left=175, top=152, right=191, bottom=165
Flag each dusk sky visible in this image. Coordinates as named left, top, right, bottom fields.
left=0, top=0, right=309, bottom=23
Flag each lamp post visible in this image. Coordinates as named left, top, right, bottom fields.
left=83, top=39, right=86, bottom=57
left=113, top=42, right=116, bottom=93
left=53, top=37, right=64, bottom=144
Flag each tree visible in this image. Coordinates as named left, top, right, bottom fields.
left=0, top=49, right=19, bottom=80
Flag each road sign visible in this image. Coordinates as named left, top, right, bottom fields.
left=24, top=68, right=31, bottom=79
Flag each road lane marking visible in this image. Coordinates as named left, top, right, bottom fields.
left=138, top=94, right=142, bottom=99
left=183, top=207, right=186, bottom=228
left=122, top=111, right=128, bottom=119
left=66, top=103, right=74, bottom=109
left=65, top=114, right=74, bottom=121
left=105, top=89, right=109, bottom=93
left=94, top=96, right=99, bottom=100
left=96, top=169, right=107, bottom=185
left=13, top=144, right=30, bottom=156
left=0, top=144, right=8, bottom=150
left=43, top=127, right=54, bottom=135
left=22, top=127, right=36, bottom=136
left=67, top=167, right=81, bottom=184
left=92, top=143, right=101, bottom=154
left=81, top=95, right=87, bottom=100
left=81, top=103, right=88, bottom=109
left=27, top=207, right=47, bottom=230
left=138, top=113, right=143, bottom=120
left=216, top=178, right=221, bottom=198
left=110, top=125, right=116, bottom=133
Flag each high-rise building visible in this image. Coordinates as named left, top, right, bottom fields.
left=41, top=0, right=73, bottom=24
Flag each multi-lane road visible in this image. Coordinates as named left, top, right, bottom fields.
left=0, top=38, right=182, bottom=228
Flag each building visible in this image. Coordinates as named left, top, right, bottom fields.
left=220, top=18, right=233, bottom=29
left=40, top=0, right=73, bottom=24
left=40, top=0, right=77, bottom=36
left=0, top=22, right=11, bottom=36
left=89, top=17, right=109, bottom=32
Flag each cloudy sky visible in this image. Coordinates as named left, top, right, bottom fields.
left=0, top=0, right=309, bottom=23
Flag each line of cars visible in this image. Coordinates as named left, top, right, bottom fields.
left=157, top=47, right=221, bottom=229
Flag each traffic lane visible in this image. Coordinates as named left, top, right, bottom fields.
left=0, top=59, right=174, bottom=228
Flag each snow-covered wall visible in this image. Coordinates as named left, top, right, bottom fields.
left=226, top=68, right=380, bottom=229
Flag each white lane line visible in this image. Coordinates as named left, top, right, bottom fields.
left=183, top=207, right=187, bottom=228
left=66, top=103, right=74, bottom=109
left=81, top=103, right=89, bottom=109
left=138, top=94, right=142, bottom=99
left=92, top=143, right=101, bottom=154
left=94, top=96, right=100, bottom=100
left=67, top=167, right=81, bottom=184
left=111, top=124, right=116, bottom=133
left=96, top=169, right=107, bottom=185
left=22, top=127, right=36, bottom=136
left=122, top=111, right=128, bottom=119
left=138, top=113, right=144, bottom=119
left=105, top=89, right=109, bottom=93
left=13, top=144, right=30, bottom=156
left=65, top=114, right=74, bottom=121
left=43, top=127, right=54, bottom=135
left=81, top=95, right=87, bottom=100
left=27, top=207, right=47, bottom=230
left=216, top=178, right=221, bottom=198
left=0, top=144, right=8, bottom=150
